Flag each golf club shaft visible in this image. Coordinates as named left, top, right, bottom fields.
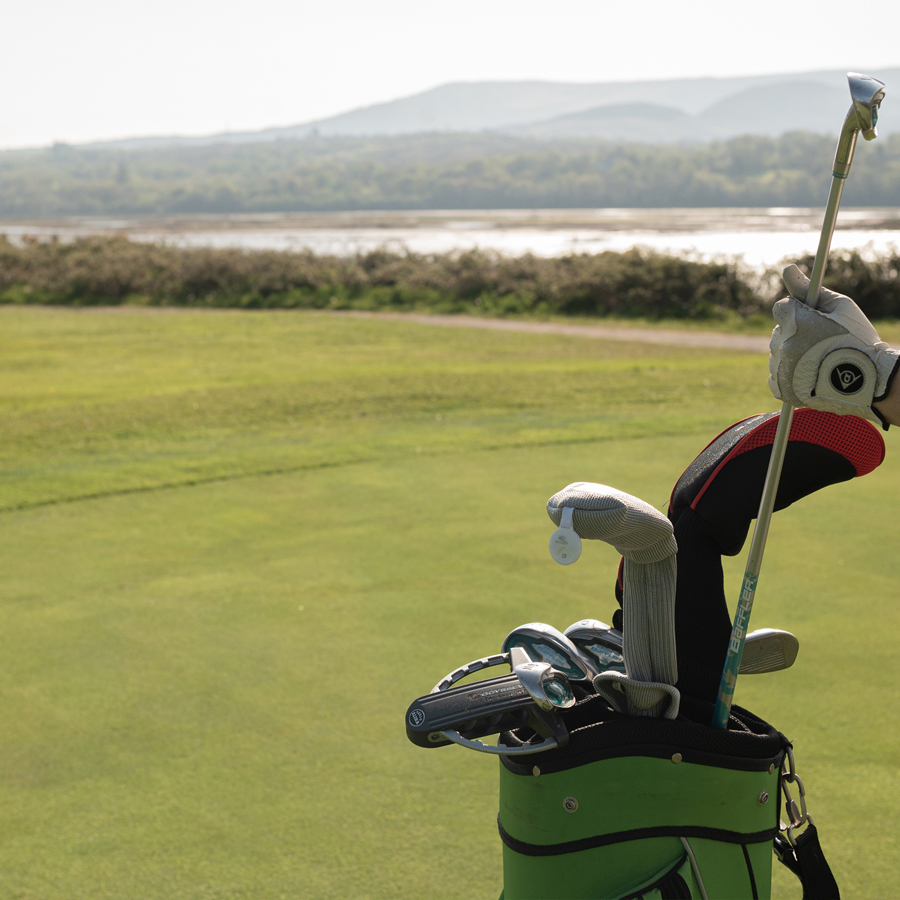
left=711, top=170, right=848, bottom=729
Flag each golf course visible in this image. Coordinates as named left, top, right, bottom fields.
left=2, top=304, right=898, bottom=899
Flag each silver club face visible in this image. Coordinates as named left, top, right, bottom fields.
left=739, top=628, right=799, bottom=675
left=835, top=73, right=886, bottom=174
left=502, top=622, right=599, bottom=681
left=848, top=72, right=886, bottom=138
left=514, top=661, right=576, bottom=711
left=563, top=619, right=626, bottom=673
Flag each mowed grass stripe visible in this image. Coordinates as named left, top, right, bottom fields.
left=1, top=307, right=770, bottom=511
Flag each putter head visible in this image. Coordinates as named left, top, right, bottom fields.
left=848, top=72, right=886, bottom=140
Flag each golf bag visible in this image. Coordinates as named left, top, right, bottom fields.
left=407, top=409, right=884, bottom=899
left=500, top=410, right=883, bottom=900
left=497, top=697, right=782, bottom=900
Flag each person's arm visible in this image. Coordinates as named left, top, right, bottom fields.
left=874, top=375, right=900, bottom=426
left=769, top=265, right=900, bottom=431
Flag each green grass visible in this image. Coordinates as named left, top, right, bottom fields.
left=1, top=307, right=898, bottom=899
left=0, top=307, right=774, bottom=512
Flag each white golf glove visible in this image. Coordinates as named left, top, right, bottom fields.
left=768, top=264, right=900, bottom=430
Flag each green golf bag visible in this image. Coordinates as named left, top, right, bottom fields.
left=495, top=410, right=871, bottom=899
left=497, top=696, right=783, bottom=900
left=406, top=409, right=868, bottom=898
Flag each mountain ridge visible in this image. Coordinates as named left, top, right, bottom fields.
left=76, top=67, right=900, bottom=151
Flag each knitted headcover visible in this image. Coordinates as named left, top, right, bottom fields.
left=547, top=484, right=680, bottom=718
left=665, top=407, right=885, bottom=704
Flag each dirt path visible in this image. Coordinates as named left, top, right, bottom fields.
left=336, top=310, right=770, bottom=353
left=3, top=305, right=770, bottom=352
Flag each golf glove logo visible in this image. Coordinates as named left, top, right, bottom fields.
left=830, top=362, right=865, bottom=394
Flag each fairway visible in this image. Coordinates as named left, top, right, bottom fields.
left=1, top=307, right=898, bottom=899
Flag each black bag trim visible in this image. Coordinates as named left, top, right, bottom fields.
left=497, top=814, right=779, bottom=858
left=500, top=702, right=783, bottom=777
left=618, top=853, right=690, bottom=900
left=502, top=740, right=783, bottom=776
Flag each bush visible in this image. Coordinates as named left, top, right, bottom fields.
left=783, top=249, right=900, bottom=319
left=1, top=234, right=897, bottom=321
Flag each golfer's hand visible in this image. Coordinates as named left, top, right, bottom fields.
left=768, top=264, right=900, bottom=430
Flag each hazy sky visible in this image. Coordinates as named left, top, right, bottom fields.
left=4, top=0, right=899, bottom=149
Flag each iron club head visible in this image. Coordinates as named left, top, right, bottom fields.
left=563, top=619, right=626, bottom=673
left=738, top=628, right=799, bottom=675
left=513, top=660, right=576, bottom=711
left=502, top=622, right=599, bottom=681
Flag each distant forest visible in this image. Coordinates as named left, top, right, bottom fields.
left=3, top=132, right=900, bottom=215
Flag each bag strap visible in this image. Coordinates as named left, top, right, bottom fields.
left=774, top=825, right=840, bottom=900
left=775, top=734, right=840, bottom=899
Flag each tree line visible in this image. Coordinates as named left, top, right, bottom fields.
left=3, top=132, right=900, bottom=215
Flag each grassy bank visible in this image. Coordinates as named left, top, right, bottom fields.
left=1, top=307, right=898, bottom=898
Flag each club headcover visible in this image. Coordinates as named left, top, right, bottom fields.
left=668, top=408, right=885, bottom=556
left=611, top=409, right=885, bottom=708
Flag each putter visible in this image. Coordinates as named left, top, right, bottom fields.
left=712, top=72, right=886, bottom=729
left=566, top=619, right=799, bottom=677
left=502, top=622, right=600, bottom=682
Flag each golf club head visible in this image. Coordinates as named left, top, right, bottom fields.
left=848, top=72, right=886, bottom=140
left=738, top=628, right=799, bottom=675
left=502, top=622, right=599, bottom=681
left=563, top=618, right=797, bottom=677
left=514, top=660, right=576, bottom=711
left=563, top=619, right=627, bottom=673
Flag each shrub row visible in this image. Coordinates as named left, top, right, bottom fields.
left=1, top=235, right=898, bottom=320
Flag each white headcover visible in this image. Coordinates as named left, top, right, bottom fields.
left=548, top=482, right=679, bottom=718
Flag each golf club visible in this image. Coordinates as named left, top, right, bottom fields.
left=563, top=619, right=626, bottom=673
left=405, top=673, right=569, bottom=753
left=502, top=622, right=600, bottom=682
left=737, top=628, right=799, bottom=675
left=512, top=656, right=576, bottom=712
left=712, top=72, right=886, bottom=729
left=566, top=619, right=799, bottom=677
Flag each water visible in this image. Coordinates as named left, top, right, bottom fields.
left=3, top=208, right=900, bottom=270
